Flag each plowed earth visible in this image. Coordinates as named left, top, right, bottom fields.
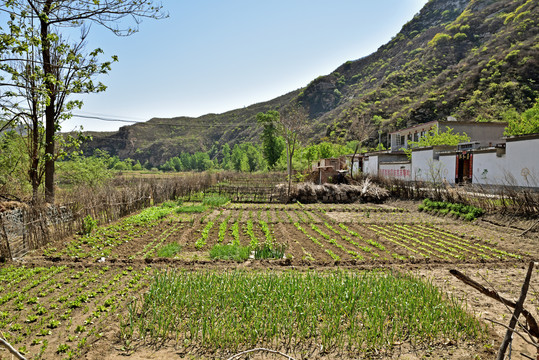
left=1, top=200, right=538, bottom=360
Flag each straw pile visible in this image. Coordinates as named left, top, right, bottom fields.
left=289, top=178, right=389, bottom=204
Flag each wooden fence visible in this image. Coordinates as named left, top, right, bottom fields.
left=0, top=172, right=227, bottom=261
left=206, top=184, right=286, bottom=203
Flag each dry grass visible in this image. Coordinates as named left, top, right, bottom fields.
left=370, top=175, right=539, bottom=217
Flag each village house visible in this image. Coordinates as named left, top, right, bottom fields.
left=389, top=119, right=507, bottom=152
left=313, top=121, right=538, bottom=188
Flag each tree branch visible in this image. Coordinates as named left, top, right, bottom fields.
left=0, top=338, right=27, bottom=360
left=485, top=318, right=539, bottom=349
left=449, top=268, right=539, bottom=338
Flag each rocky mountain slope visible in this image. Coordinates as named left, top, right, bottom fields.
left=83, top=0, right=539, bottom=166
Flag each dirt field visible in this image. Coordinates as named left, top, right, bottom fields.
left=1, top=200, right=538, bottom=360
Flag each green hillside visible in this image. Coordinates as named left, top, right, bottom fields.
left=84, top=0, right=538, bottom=166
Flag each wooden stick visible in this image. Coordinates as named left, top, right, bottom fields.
left=449, top=268, right=539, bottom=338
left=520, top=220, right=539, bottom=237
left=0, top=338, right=27, bottom=360
left=497, top=261, right=534, bottom=360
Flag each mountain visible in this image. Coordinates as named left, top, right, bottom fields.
left=83, top=0, right=539, bottom=166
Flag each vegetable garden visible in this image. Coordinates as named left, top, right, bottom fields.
left=38, top=201, right=520, bottom=265
left=1, top=197, right=537, bottom=359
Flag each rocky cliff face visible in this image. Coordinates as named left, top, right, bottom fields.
left=83, top=0, right=538, bottom=165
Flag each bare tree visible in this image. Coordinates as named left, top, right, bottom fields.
left=348, top=109, right=374, bottom=179
left=278, top=103, right=308, bottom=198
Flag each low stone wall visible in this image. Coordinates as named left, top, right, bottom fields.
left=0, top=205, right=74, bottom=260
left=0, top=208, right=26, bottom=258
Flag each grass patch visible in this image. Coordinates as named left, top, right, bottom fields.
left=160, top=199, right=183, bottom=208
left=202, top=195, right=230, bottom=207
left=156, top=243, right=182, bottom=257
left=209, top=243, right=250, bottom=261
left=175, top=204, right=207, bottom=213
left=123, top=270, right=486, bottom=355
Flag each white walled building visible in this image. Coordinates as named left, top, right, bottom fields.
left=411, top=146, right=455, bottom=183
left=362, top=151, right=409, bottom=179
left=315, top=127, right=538, bottom=188
left=406, top=134, right=539, bottom=187
left=470, top=134, right=539, bottom=187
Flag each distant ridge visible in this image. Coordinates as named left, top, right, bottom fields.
left=83, top=0, right=539, bottom=166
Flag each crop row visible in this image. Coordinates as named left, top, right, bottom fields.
left=43, top=206, right=176, bottom=259
left=261, top=220, right=523, bottom=263
left=37, top=203, right=523, bottom=264
left=120, top=270, right=486, bottom=356
left=367, top=223, right=521, bottom=261
left=0, top=265, right=150, bottom=359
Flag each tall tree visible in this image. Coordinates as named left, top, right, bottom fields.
left=403, top=125, right=470, bottom=159
left=256, top=110, right=284, bottom=169
left=0, top=0, right=166, bottom=203
left=278, top=103, right=308, bottom=198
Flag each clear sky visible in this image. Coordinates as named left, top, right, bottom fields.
left=62, top=0, right=429, bottom=132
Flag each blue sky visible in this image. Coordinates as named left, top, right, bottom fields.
left=63, top=0, right=429, bottom=132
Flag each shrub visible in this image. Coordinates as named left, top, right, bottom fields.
left=453, top=32, right=467, bottom=41
left=428, top=33, right=452, bottom=47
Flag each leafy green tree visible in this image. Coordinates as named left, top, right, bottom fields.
left=0, top=0, right=166, bottom=203
left=180, top=153, right=192, bottom=170
left=404, top=126, right=470, bottom=158
left=243, top=143, right=266, bottom=172
left=230, top=144, right=252, bottom=172
left=113, top=162, right=128, bottom=171
left=256, top=110, right=284, bottom=168
left=132, top=161, right=143, bottom=171
left=221, top=143, right=232, bottom=170
left=303, top=145, right=320, bottom=168
left=57, top=153, right=113, bottom=188
left=503, top=99, right=539, bottom=136
left=0, top=130, right=30, bottom=197
left=160, top=160, right=175, bottom=172
left=239, top=154, right=250, bottom=172
left=193, top=152, right=213, bottom=171
left=318, top=142, right=334, bottom=159
left=173, top=157, right=183, bottom=171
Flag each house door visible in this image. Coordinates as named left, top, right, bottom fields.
left=455, top=152, right=473, bottom=184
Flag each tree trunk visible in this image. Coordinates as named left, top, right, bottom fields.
left=41, top=1, right=56, bottom=203
left=30, top=113, right=40, bottom=204
left=350, top=143, right=360, bottom=180
left=286, top=141, right=291, bottom=199
left=44, top=108, right=55, bottom=203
